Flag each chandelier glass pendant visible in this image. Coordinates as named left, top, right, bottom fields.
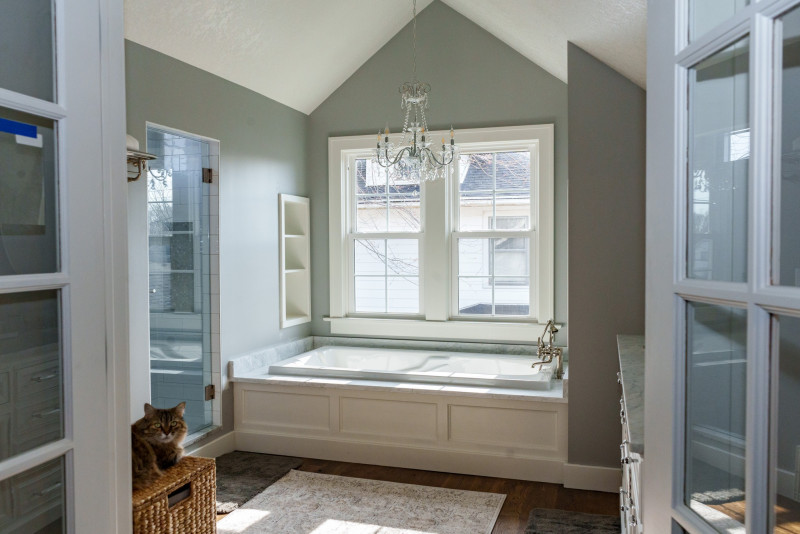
left=374, top=0, right=456, bottom=182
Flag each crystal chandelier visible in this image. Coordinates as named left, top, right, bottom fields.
left=375, top=0, right=456, bottom=182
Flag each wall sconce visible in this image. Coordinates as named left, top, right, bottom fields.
left=127, top=134, right=156, bottom=182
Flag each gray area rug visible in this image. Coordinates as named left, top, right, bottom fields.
left=215, top=451, right=303, bottom=513
left=217, top=470, right=506, bottom=534
left=525, top=508, right=620, bottom=533
left=689, top=459, right=746, bottom=505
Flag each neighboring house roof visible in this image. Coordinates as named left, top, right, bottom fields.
left=355, top=152, right=530, bottom=198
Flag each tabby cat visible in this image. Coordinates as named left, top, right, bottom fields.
left=131, top=402, right=188, bottom=491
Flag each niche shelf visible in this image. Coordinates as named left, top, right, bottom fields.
left=279, top=194, right=311, bottom=328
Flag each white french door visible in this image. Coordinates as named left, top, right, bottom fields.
left=0, top=1, right=129, bottom=533
left=647, top=0, right=800, bottom=532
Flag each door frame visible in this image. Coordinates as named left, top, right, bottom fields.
left=646, top=0, right=800, bottom=531
left=143, top=122, right=222, bottom=438
left=0, top=0, right=130, bottom=532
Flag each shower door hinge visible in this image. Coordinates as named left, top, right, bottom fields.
left=204, top=384, right=215, bottom=401
left=202, top=168, right=213, bottom=184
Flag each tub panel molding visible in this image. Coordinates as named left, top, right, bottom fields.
left=339, top=397, right=438, bottom=443
left=448, top=404, right=560, bottom=452
left=239, top=390, right=330, bottom=432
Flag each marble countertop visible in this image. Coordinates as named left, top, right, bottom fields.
left=617, top=334, right=645, bottom=456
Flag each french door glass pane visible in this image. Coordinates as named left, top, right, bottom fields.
left=688, top=38, right=749, bottom=282
left=0, top=456, right=64, bottom=533
left=685, top=301, right=746, bottom=531
left=689, top=0, right=750, bottom=43
left=0, top=290, right=62, bottom=461
left=0, top=107, right=58, bottom=275
left=0, top=0, right=55, bottom=102
left=771, top=314, right=800, bottom=532
left=773, top=7, right=800, bottom=288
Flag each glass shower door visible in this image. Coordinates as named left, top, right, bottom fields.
left=146, top=126, right=213, bottom=435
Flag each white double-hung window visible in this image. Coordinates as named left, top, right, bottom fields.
left=328, top=125, right=554, bottom=342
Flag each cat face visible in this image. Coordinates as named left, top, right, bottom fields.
left=140, top=402, right=187, bottom=443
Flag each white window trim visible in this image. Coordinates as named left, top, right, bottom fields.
left=328, top=124, right=555, bottom=343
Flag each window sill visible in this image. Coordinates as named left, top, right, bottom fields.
left=325, top=317, right=556, bottom=343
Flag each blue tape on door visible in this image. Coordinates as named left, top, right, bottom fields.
left=0, top=118, right=37, bottom=138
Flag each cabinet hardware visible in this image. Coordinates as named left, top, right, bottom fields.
left=33, top=408, right=60, bottom=418
left=34, top=482, right=61, bottom=498
left=31, top=374, right=57, bottom=382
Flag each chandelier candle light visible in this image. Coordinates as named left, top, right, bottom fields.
left=374, top=0, right=456, bottom=182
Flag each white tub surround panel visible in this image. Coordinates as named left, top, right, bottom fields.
left=233, top=379, right=567, bottom=483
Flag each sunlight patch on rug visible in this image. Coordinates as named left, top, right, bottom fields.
left=217, top=470, right=505, bottom=534
left=309, top=519, right=437, bottom=534
left=221, top=509, right=272, bottom=534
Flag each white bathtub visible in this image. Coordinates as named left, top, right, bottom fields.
left=267, top=345, right=554, bottom=390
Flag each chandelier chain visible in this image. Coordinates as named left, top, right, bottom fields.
left=374, top=0, right=455, bottom=182
left=412, top=0, right=417, bottom=82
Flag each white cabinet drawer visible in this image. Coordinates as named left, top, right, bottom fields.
left=0, top=371, right=9, bottom=406
left=15, top=360, right=59, bottom=403
left=13, top=462, right=62, bottom=518
left=13, top=398, right=61, bottom=454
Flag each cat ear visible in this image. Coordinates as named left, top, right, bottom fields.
left=173, top=402, right=186, bottom=416
left=144, top=403, right=155, bottom=417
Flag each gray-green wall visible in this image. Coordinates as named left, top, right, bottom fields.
left=125, top=41, right=310, bottom=433
left=568, top=43, right=646, bottom=468
left=308, top=0, right=569, bottom=342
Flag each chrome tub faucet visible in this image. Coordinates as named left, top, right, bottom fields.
left=532, top=319, right=564, bottom=379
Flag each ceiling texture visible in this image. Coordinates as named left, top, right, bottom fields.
left=124, top=0, right=646, bottom=115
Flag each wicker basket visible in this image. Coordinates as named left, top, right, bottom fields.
left=132, top=456, right=216, bottom=534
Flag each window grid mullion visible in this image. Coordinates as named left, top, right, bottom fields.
left=745, top=12, right=776, bottom=532
left=491, top=155, right=497, bottom=229
left=385, top=167, right=390, bottom=233
left=384, top=239, right=388, bottom=313
left=490, top=238, right=495, bottom=314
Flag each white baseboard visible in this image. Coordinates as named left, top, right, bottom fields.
left=691, top=426, right=745, bottom=479
left=692, top=428, right=798, bottom=500
left=235, top=430, right=565, bottom=484
left=187, top=430, right=236, bottom=458
left=562, top=463, right=621, bottom=493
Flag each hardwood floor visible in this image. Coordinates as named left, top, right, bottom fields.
left=218, top=457, right=620, bottom=533
left=706, top=497, right=800, bottom=534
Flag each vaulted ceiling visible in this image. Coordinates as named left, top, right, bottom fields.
left=124, top=0, right=646, bottom=115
